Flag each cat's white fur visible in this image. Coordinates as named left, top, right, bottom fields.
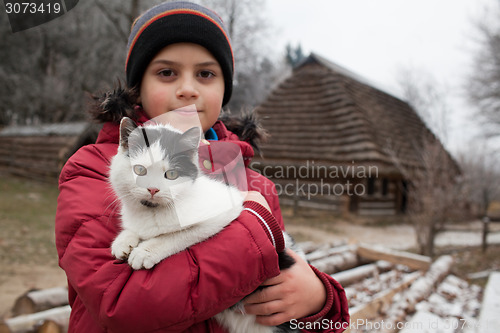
left=109, top=119, right=289, bottom=333
left=110, top=122, right=244, bottom=269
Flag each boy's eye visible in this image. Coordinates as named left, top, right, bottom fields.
left=158, top=69, right=175, bottom=77
left=198, top=70, right=215, bottom=79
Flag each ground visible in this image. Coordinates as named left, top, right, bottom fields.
left=0, top=264, right=67, bottom=316
left=282, top=207, right=500, bottom=250
left=0, top=177, right=68, bottom=317
left=1, top=177, right=499, bottom=319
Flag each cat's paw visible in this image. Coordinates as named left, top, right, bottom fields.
left=128, top=245, right=160, bottom=270
left=111, top=231, right=140, bottom=260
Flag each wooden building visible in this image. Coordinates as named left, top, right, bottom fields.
left=0, top=122, right=99, bottom=181
left=253, top=53, right=457, bottom=216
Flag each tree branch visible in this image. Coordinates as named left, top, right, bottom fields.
left=95, top=0, right=129, bottom=43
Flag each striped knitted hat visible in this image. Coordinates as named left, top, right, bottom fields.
left=126, top=1, right=234, bottom=106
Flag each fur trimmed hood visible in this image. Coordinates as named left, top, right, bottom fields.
left=217, top=110, right=268, bottom=155
left=89, top=86, right=268, bottom=155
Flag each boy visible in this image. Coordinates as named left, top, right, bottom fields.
left=55, top=1, right=349, bottom=332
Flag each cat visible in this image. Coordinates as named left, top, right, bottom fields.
left=109, top=117, right=245, bottom=269
left=109, top=117, right=298, bottom=333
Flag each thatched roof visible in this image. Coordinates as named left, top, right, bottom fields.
left=255, top=53, right=455, bottom=176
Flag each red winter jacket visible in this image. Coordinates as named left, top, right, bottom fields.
left=55, top=118, right=349, bottom=333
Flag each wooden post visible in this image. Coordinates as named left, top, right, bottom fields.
left=356, top=244, right=432, bottom=271
left=482, top=216, right=490, bottom=253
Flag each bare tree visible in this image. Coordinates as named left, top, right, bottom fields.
left=396, top=67, right=451, bottom=144
left=0, top=0, right=280, bottom=125
left=0, top=0, right=163, bottom=125
left=393, top=68, right=464, bottom=256
left=466, top=1, right=500, bottom=137
left=457, top=141, right=500, bottom=218
left=407, top=138, right=463, bottom=256
left=384, top=132, right=463, bottom=256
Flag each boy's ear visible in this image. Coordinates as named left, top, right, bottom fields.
left=119, top=117, right=138, bottom=150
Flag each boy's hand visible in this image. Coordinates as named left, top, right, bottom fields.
left=242, top=249, right=326, bottom=326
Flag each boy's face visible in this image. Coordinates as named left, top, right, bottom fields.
left=139, top=43, right=225, bottom=132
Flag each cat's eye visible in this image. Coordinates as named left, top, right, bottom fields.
left=165, top=169, right=178, bottom=180
left=133, top=164, right=147, bottom=176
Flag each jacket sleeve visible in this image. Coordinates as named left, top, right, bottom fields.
left=55, top=144, right=283, bottom=333
left=245, top=169, right=350, bottom=332
left=246, top=169, right=285, bottom=230
left=297, top=267, right=350, bottom=332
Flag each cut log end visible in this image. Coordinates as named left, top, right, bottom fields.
left=0, top=320, right=12, bottom=333
left=12, top=296, right=36, bottom=317
left=36, top=320, right=62, bottom=333
left=12, top=287, right=68, bottom=317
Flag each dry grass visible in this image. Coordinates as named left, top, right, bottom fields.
left=281, top=206, right=343, bottom=234
left=439, top=244, right=500, bottom=287
left=0, top=176, right=60, bottom=266
left=0, top=176, right=67, bottom=317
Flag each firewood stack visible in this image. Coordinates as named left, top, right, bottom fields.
left=1, top=243, right=490, bottom=333
left=0, top=287, right=69, bottom=333
left=301, top=242, right=483, bottom=333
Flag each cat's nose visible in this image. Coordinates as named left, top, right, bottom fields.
left=148, top=188, right=160, bottom=196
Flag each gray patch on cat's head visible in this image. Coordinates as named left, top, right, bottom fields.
left=160, top=127, right=201, bottom=180
left=126, top=125, right=202, bottom=181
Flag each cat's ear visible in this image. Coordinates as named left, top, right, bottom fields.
left=180, top=127, right=202, bottom=150
left=119, top=117, right=138, bottom=150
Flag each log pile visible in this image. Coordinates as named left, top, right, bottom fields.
left=1, top=243, right=487, bottom=333
left=0, top=287, right=69, bottom=333
left=300, top=242, right=484, bottom=333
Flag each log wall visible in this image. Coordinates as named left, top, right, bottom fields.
left=0, top=136, right=78, bottom=181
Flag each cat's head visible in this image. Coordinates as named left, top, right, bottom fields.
left=111, top=117, right=201, bottom=208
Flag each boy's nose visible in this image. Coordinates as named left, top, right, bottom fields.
left=176, top=78, right=199, bottom=100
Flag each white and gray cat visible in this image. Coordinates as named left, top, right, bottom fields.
left=109, top=117, right=298, bottom=333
